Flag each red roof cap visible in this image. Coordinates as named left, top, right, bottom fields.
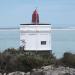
left=32, top=9, right=39, bottom=24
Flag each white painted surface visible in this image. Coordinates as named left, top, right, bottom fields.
left=20, top=25, right=51, bottom=51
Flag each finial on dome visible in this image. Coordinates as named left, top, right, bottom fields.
left=32, top=9, right=39, bottom=24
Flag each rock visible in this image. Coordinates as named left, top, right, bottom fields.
left=3, top=73, right=7, bottom=75
left=32, top=68, right=37, bottom=72
left=26, top=72, right=30, bottom=75
left=31, top=70, right=43, bottom=75
left=43, top=71, right=52, bottom=75
left=64, top=73, right=71, bottom=75
left=41, top=65, right=52, bottom=71
left=8, top=71, right=25, bottom=75
left=0, top=73, right=2, bottom=75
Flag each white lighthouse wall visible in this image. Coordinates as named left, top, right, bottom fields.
left=20, top=25, right=51, bottom=51
left=37, top=33, right=51, bottom=50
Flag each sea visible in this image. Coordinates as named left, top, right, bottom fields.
left=0, top=28, right=75, bottom=58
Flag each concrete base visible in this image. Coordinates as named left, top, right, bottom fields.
left=24, top=50, right=52, bottom=56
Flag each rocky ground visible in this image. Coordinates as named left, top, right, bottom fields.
left=0, top=65, right=75, bottom=75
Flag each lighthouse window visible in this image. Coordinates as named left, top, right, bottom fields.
left=41, top=41, right=46, bottom=45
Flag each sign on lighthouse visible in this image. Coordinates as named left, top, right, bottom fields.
left=20, top=9, right=51, bottom=52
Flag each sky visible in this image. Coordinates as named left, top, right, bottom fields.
left=0, top=0, right=75, bottom=28
left=0, top=0, right=75, bottom=58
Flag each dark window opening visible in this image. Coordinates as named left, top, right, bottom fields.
left=41, top=41, right=46, bottom=45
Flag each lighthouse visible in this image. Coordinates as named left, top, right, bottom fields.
left=20, top=9, right=51, bottom=54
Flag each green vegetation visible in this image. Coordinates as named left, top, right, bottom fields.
left=61, top=52, right=75, bottom=68
left=0, top=48, right=55, bottom=74
left=54, top=52, right=75, bottom=68
left=1, top=48, right=75, bottom=74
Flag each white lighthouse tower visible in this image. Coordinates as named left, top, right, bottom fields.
left=20, top=9, right=51, bottom=54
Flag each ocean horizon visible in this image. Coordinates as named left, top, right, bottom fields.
left=0, top=28, right=75, bottom=58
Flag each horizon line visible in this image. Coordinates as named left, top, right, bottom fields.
left=0, top=27, right=75, bottom=30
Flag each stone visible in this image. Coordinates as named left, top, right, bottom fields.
left=26, top=72, right=30, bottom=75
left=31, top=70, right=43, bottom=75
left=8, top=71, right=25, bottom=75
left=0, top=73, right=2, bottom=75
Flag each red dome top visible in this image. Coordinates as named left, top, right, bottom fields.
left=32, top=9, right=39, bottom=24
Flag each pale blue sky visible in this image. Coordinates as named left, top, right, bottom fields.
left=0, top=0, right=75, bottom=28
